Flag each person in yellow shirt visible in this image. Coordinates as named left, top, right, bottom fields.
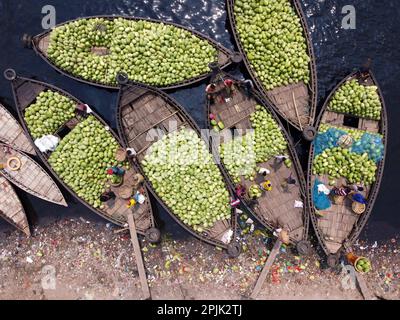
left=260, top=180, right=272, bottom=192
left=127, top=198, right=136, bottom=209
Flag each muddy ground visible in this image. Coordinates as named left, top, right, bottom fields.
left=0, top=217, right=398, bottom=300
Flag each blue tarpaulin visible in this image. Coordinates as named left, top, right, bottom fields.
left=351, top=132, right=384, bottom=164
left=313, top=179, right=331, bottom=210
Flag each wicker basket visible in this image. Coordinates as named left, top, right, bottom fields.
left=352, top=201, right=366, bottom=215
left=109, top=175, right=124, bottom=187
left=354, top=257, right=371, bottom=274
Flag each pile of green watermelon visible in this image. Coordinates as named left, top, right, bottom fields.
left=328, top=79, right=382, bottom=120
left=234, top=0, right=310, bottom=90
left=355, top=257, right=371, bottom=273
left=24, top=91, right=76, bottom=139
left=47, top=18, right=218, bottom=86
left=313, top=147, right=377, bottom=185
left=142, top=128, right=231, bottom=232
left=49, top=115, right=128, bottom=209
left=220, top=106, right=289, bottom=183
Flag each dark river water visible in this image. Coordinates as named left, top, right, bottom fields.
left=0, top=0, right=399, bottom=242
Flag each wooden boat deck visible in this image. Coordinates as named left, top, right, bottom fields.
left=120, top=88, right=187, bottom=162
left=309, top=72, right=386, bottom=255
left=311, top=175, right=370, bottom=254
left=0, top=143, right=67, bottom=206
left=106, top=168, right=153, bottom=232
left=0, top=175, right=30, bottom=236
left=10, top=76, right=155, bottom=232
left=119, top=84, right=235, bottom=246
left=0, top=103, right=36, bottom=155
left=266, top=82, right=311, bottom=130
left=208, top=75, right=306, bottom=243
left=321, top=111, right=380, bottom=134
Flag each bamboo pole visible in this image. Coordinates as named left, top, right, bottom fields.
left=127, top=212, right=151, bottom=300
left=292, top=92, right=303, bottom=131
left=250, top=239, right=282, bottom=299
left=353, top=267, right=377, bottom=300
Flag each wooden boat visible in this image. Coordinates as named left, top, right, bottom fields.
left=226, top=0, right=318, bottom=136
left=0, top=175, right=30, bottom=236
left=25, top=15, right=237, bottom=90
left=0, top=142, right=67, bottom=207
left=5, top=69, right=159, bottom=241
left=0, top=103, right=36, bottom=155
left=115, top=73, right=241, bottom=257
left=205, top=66, right=310, bottom=254
left=307, top=70, right=387, bottom=266
left=206, top=66, right=310, bottom=254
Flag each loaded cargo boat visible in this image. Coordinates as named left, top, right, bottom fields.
left=227, top=0, right=318, bottom=137
left=24, top=16, right=236, bottom=90
left=307, top=70, right=387, bottom=266
left=5, top=69, right=160, bottom=242
left=115, top=73, right=241, bottom=257
left=205, top=66, right=310, bottom=254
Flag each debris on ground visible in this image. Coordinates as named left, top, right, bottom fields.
left=0, top=217, right=398, bottom=300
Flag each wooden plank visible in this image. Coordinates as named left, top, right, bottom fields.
left=250, top=239, right=282, bottom=299
left=127, top=212, right=151, bottom=300
left=353, top=267, right=377, bottom=300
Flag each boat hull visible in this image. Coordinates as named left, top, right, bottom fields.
left=31, top=15, right=233, bottom=90
left=205, top=69, right=310, bottom=246
left=307, top=71, right=388, bottom=257
left=226, top=0, right=318, bottom=132
left=116, top=81, right=239, bottom=250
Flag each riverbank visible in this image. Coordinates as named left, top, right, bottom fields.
left=0, top=217, right=398, bottom=300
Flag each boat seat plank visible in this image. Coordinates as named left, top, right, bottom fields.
left=322, top=110, right=380, bottom=134
left=359, top=118, right=379, bottom=133
left=202, top=218, right=232, bottom=243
